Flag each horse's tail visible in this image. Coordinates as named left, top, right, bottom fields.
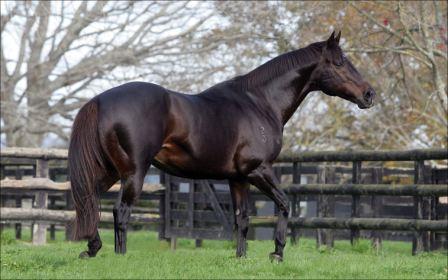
left=68, top=99, right=106, bottom=240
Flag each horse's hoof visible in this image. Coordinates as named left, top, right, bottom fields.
left=79, top=251, right=90, bottom=259
left=269, top=252, right=283, bottom=263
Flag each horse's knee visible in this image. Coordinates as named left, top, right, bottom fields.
left=237, top=218, right=249, bottom=232
left=280, top=203, right=289, bottom=217
left=276, top=192, right=290, bottom=215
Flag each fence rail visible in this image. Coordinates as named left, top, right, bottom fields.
left=0, top=207, right=159, bottom=224
left=2, top=208, right=444, bottom=232
left=251, top=216, right=448, bottom=231
left=1, top=148, right=67, bottom=160
left=2, top=147, right=447, bottom=162
left=277, top=148, right=448, bottom=162
left=0, top=178, right=163, bottom=193
left=283, top=184, right=448, bottom=196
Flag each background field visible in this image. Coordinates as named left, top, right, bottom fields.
left=1, top=229, right=446, bottom=279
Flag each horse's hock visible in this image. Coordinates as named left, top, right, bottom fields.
left=0, top=147, right=447, bottom=253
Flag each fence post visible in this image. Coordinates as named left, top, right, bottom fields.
left=36, top=159, right=49, bottom=178
left=32, top=191, right=48, bottom=245
left=430, top=194, right=439, bottom=250
left=423, top=165, right=432, bottom=252
left=430, top=166, right=438, bottom=250
left=170, top=237, right=177, bottom=250
left=158, top=191, right=166, bottom=241
left=30, top=196, right=35, bottom=241
left=316, top=167, right=322, bottom=248
left=370, top=167, right=383, bottom=252
left=412, top=160, right=425, bottom=255
left=15, top=197, right=22, bottom=239
left=316, top=166, right=335, bottom=249
left=351, top=161, right=362, bottom=245
left=65, top=191, right=75, bottom=241
left=290, top=162, right=301, bottom=245
left=33, top=159, right=49, bottom=245
left=14, top=168, right=23, bottom=239
left=195, top=239, right=203, bottom=248
left=326, top=166, right=335, bottom=249
left=49, top=197, right=56, bottom=240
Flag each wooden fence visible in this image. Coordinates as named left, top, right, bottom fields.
left=1, top=147, right=447, bottom=255
left=0, top=178, right=162, bottom=245
left=275, top=149, right=447, bottom=254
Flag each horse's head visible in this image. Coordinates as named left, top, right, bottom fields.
left=311, top=31, right=376, bottom=109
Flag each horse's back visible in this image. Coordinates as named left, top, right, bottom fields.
left=96, top=82, right=168, bottom=113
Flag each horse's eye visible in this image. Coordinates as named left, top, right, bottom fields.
left=335, top=54, right=346, bottom=67
left=334, top=61, right=343, bottom=67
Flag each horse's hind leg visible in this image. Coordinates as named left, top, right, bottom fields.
left=79, top=173, right=118, bottom=258
left=102, top=120, right=164, bottom=254
left=114, top=167, right=147, bottom=254
left=79, top=230, right=102, bottom=258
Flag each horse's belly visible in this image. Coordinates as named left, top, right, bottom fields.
left=153, top=142, right=236, bottom=179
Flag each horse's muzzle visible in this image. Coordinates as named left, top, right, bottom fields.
left=358, top=88, right=375, bottom=109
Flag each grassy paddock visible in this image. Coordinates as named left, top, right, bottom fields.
left=1, top=229, right=446, bottom=279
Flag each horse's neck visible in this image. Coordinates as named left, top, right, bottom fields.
left=254, top=65, right=316, bottom=125
left=241, top=43, right=322, bottom=126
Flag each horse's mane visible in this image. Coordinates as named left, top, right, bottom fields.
left=237, top=41, right=325, bottom=90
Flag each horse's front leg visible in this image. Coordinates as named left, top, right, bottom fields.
left=229, top=179, right=250, bottom=258
left=247, top=164, right=289, bottom=262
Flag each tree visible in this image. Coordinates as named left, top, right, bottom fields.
left=344, top=1, right=447, bottom=149
left=215, top=1, right=447, bottom=151
left=0, top=1, right=239, bottom=147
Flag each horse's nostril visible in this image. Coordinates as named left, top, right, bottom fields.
left=364, top=89, right=374, bottom=103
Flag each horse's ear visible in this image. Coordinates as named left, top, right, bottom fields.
left=327, top=31, right=336, bottom=42
left=335, top=31, right=341, bottom=45
left=326, top=30, right=338, bottom=47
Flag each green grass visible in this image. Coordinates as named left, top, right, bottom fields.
left=1, top=229, right=447, bottom=279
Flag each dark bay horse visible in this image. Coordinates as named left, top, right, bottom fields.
left=69, top=31, right=375, bottom=261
